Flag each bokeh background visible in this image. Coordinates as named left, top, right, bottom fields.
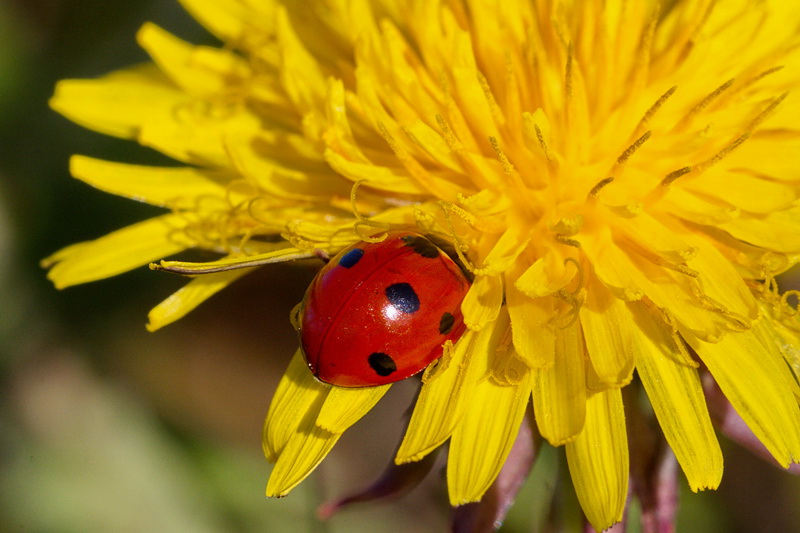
left=1, top=1, right=799, bottom=531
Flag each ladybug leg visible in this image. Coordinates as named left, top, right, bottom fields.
left=289, top=302, right=303, bottom=331
left=314, top=248, right=331, bottom=263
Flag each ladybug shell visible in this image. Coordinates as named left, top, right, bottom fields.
left=300, top=233, right=471, bottom=387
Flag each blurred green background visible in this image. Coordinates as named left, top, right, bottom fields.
left=1, top=1, right=799, bottom=532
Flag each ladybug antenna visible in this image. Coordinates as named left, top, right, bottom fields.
left=350, top=180, right=391, bottom=242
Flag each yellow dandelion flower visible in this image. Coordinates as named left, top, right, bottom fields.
left=45, top=0, right=800, bottom=530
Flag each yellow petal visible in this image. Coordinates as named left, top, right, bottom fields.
left=266, top=422, right=339, bottom=497
left=718, top=206, right=800, bottom=254
left=515, top=249, right=573, bottom=297
left=137, top=23, right=250, bottom=95
left=566, top=388, right=628, bottom=532
left=683, top=170, right=799, bottom=213
left=451, top=45, right=497, bottom=145
left=447, top=369, right=532, bottom=504
left=52, top=64, right=263, bottom=167
left=689, top=327, right=800, bottom=467
left=700, top=225, right=792, bottom=279
left=461, top=274, right=503, bottom=331
left=631, top=304, right=723, bottom=491
left=177, top=0, right=258, bottom=43
left=50, top=64, right=181, bottom=140
left=659, top=185, right=741, bottom=226
left=315, top=384, right=391, bottom=434
left=506, top=284, right=556, bottom=368
left=70, top=155, right=236, bottom=209
left=480, top=223, right=531, bottom=276
left=683, top=233, right=758, bottom=323
left=403, top=119, right=463, bottom=173
left=226, top=132, right=349, bottom=201
left=137, top=101, right=263, bottom=168
left=617, top=212, right=697, bottom=262
left=43, top=214, right=191, bottom=289
left=324, top=149, right=427, bottom=195
left=580, top=275, right=635, bottom=387
left=275, top=5, right=326, bottom=116
left=722, top=137, right=800, bottom=181
left=262, top=349, right=329, bottom=462
left=621, top=250, right=730, bottom=343
left=146, top=267, right=253, bottom=331
left=531, top=318, right=586, bottom=445
left=582, top=228, right=645, bottom=301
left=754, top=311, right=800, bottom=400
left=395, top=324, right=496, bottom=463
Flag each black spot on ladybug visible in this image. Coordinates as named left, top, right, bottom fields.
left=401, top=235, right=439, bottom=258
left=439, top=312, right=455, bottom=335
left=368, top=352, right=397, bottom=376
left=385, top=282, right=420, bottom=313
left=339, top=248, right=364, bottom=268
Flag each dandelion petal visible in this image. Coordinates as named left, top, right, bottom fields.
left=531, top=319, right=586, bottom=445
left=566, top=388, right=628, bottom=532
left=263, top=350, right=329, bottom=462
left=703, top=375, right=800, bottom=475
left=315, top=383, right=391, bottom=433
left=631, top=304, right=723, bottom=492
left=689, top=328, right=800, bottom=467
left=448, top=368, right=532, bottom=504
left=43, top=214, right=192, bottom=289
left=147, top=266, right=253, bottom=331
left=450, top=417, right=537, bottom=533
left=581, top=276, right=635, bottom=387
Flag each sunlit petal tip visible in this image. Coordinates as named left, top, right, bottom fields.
left=265, top=424, right=340, bottom=498
left=43, top=214, right=193, bottom=289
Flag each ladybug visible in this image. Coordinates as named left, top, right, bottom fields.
left=299, top=232, right=472, bottom=387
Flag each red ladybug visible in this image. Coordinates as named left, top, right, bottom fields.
left=299, top=232, right=471, bottom=387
